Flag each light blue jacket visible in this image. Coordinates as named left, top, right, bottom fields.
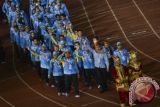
left=113, top=49, right=129, bottom=66
left=88, top=47, right=109, bottom=71
left=23, top=32, right=31, bottom=49
left=30, top=43, right=41, bottom=62
left=62, top=57, right=79, bottom=75
left=49, top=57, right=63, bottom=77
left=39, top=50, right=52, bottom=69
left=82, top=50, right=94, bottom=69
left=65, top=33, right=74, bottom=46
left=19, top=31, right=26, bottom=48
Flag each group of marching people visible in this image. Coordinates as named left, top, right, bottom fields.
left=2, top=0, right=143, bottom=106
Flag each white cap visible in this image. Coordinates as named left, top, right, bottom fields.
left=116, top=42, right=122, bottom=46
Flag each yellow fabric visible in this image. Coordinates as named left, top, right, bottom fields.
left=75, top=51, right=84, bottom=62
left=62, top=30, right=67, bottom=37
left=31, top=51, right=41, bottom=57
left=68, top=32, right=78, bottom=41
left=51, top=36, right=58, bottom=45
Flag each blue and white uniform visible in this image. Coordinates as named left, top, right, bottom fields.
left=113, top=49, right=129, bottom=66
left=82, top=50, right=94, bottom=69
left=62, top=57, right=79, bottom=75
left=39, top=50, right=52, bottom=69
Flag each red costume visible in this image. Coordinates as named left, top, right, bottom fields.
left=112, top=62, right=129, bottom=107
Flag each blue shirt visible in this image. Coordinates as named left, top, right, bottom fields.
left=23, top=32, right=31, bottom=49
left=62, top=57, right=79, bottom=75
left=49, top=58, right=63, bottom=76
left=82, top=50, right=94, bottom=69
left=2, top=2, right=11, bottom=17
left=40, top=50, right=52, bottom=69
left=103, top=46, right=114, bottom=59
left=30, top=43, right=41, bottom=62
left=19, top=31, right=26, bottom=48
left=77, top=36, right=90, bottom=48
left=114, top=49, right=129, bottom=66
left=89, top=47, right=109, bottom=70
left=65, top=33, right=74, bottom=46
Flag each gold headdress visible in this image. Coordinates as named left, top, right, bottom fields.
left=129, top=50, right=137, bottom=60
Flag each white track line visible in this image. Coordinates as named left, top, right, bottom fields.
left=104, top=0, right=160, bottom=63
left=132, top=30, right=146, bottom=35
left=131, top=0, right=160, bottom=40
left=79, top=0, right=96, bottom=36
left=80, top=90, right=119, bottom=106
left=81, top=100, right=102, bottom=107
left=0, top=76, right=17, bottom=84
left=0, top=96, right=15, bottom=107
left=12, top=45, right=67, bottom=107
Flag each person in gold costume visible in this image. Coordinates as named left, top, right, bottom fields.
left=128, top=51, right=142, bottom=83
left=112, top=56, right=129, bottom=107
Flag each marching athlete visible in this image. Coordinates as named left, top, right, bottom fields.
left=114, top=42, right=129, bottom=66
left=62, top=49, right=80, bottom=98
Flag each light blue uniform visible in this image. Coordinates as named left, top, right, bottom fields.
left=62, top=57, right=79, bottom=75
left=77, top=36, right=90, bottom=49
left=8, top=9, right=17, bottom=26
left=12, top=0, right=21, bottom=7
left=65, top=33, right=74, bottom=47
left=18, top=10, right=29, bottom=26
left=60, top=45, right=72, bottom=53
left=40, top=50, right=52, bottom=69
left=103, top=46, right=114, bottom=59
left=48, top=53, right=63, bottom=76
left=88, top=47, right=109, bottom=71
left=58, top=3, right=70, bottom=17
left=19, top=31, right=26, bottom=48
left=61, top=18, right=71, bottom=26
left=23, top=31, right=31, bottom=49
left=40, top=0, right=48, bottom=7
left=30, top=43, right=41, bottom=62
left=56, top=26, right=65, bottom=40
left=82, top=50, right=94, bottom=69
left=2, top=1, right=11, bottom=21
left=113, top=49, right=129, bottom=66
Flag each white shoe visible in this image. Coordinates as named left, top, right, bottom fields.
left=57, top=92, right=62, bottom=96
left=62, top=92, right=66, bottom=96
left=98, top=85, right=101, bottom=89
left=64, top=93, right=69, bottom=97
left=51, top=85, right=55, bottom=88
left=75, top=94, right=80, bottom=98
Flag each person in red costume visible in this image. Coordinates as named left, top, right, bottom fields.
left=128, top=51, right=143, bottom=84
left=112, top=56, right=129, bottom=107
